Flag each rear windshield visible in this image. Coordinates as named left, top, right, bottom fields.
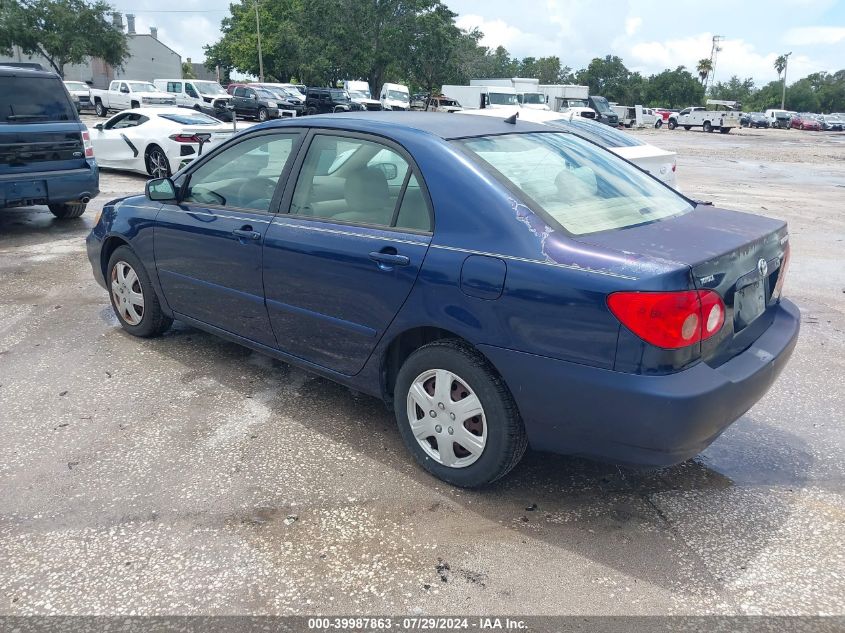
left=548, top=118, right=645, bottom=148
left=158, top=112, right=220, bottom=125
left=458, top=132, right=691, bottom=236
left=1, top=76, right=77, bottom=123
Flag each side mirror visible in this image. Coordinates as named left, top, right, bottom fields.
left=373, top=163, right=398, bottom=181
left=251, top=93, right=258, bottom=100
left=146, top=177, right=177, bottom=202
left=94, top=123, right=104, bottom=131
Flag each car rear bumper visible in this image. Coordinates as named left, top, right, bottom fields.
left=478, top=299, right=800, bottom=467
left=0, top=163, right=99, bottom=209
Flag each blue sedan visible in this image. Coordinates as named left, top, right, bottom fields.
left=86, top=113, right=799, bottom=487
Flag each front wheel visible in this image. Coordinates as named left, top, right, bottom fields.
left=107, top=246, right=172, bottom=337
left=703, top=121, right=712, bottom=133
left=257, top=107, right=268, bottom=122
left=394, top=340, right=527, bottom=487
left=48, top=202, right=87, bottom=219
left=95, top=101, right=107, bottom=117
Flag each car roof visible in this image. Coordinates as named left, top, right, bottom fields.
left=263, top=111, right=551, bottom=140
left=120, top=107, right=214, bottom=116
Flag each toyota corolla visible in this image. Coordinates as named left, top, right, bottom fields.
left=86, top=113, right=799, bottom=487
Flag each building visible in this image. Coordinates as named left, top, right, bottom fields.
left=0, top=13, right=182, bottom=88
left=187, top=58, right=220, bottom=83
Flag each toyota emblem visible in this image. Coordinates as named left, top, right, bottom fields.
left=758, top=258, right=768, bottom=277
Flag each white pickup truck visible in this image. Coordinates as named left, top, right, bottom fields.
left=90, top=80, right=176, bottom=117
left=667, top=100, right=741, bottom=133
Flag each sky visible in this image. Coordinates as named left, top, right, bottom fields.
left=112, top=0, right=845, bottom=85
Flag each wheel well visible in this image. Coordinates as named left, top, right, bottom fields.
left=382, top=326, right=473, bottom=402
left=100, top=236, right=131, bottom=278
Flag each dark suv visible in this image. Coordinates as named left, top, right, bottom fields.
left=231, top=86, right=281, bottom=122
left=305, top=88, right=364, bottom=115
left=1, top=66, right=99, bottom=218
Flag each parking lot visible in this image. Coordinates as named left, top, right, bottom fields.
left=0, top=125, right=843, bottom=616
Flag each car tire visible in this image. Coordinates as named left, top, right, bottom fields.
left=654, top=119, right=663, bottom=128
left=667, top=119, right=676, bottom=130
left=394, top=340, right=528, bottom=488
left=95, top=101, right=107, bottom=117
left=703, top=121, right=712, bottom=133
left=107, top=246, right=173, bottom=338
left=131, top=101, right=139, bottom=109
left=683, top=125, right=691, bottom=130
left=48, top=202, right=87, bottom=219
left=145, top=145, right=171, bottom=178
left=306, top=107, right=317, bottom=116
left=720, top=127, right=731, bottom=134
left=258, top=107, right=268, bottom=122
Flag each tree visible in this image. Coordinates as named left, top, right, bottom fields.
left=774, top=55, right=788, bottom=80
left=0, top=0, right=129, bottom=78
left=181, top=62, right=196, bottom=79
left=645, top=66, right=704, bottom=108
left=696, top=58, right=712, bottom=85
left=785, top=78, right=820, bottom=112
left=576, top=55, right=631, bottom=101
left=405, top=3, right=463, bottom=93
left=709, top=75, right=755, bottom=105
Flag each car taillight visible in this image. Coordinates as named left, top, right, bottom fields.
left=169, top=134, right=202, bottom=143
left=81, top=130, right=94, bottom=158
left=607, top=290, right=726, bottom=349
left=773, top=243, right=791, bottom=299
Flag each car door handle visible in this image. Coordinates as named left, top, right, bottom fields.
left=233, top=227, right=261, bottom=240
left=369, top=250, right=410, bottom=268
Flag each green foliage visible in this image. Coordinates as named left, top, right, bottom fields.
left=696, top=58, right=712, bottom=85
left=645, top=66, right=705, bottom=108
left=709, top=75, right=756, bottom=104
left=181, top=61, right=196, bottom=79
left=0, top=0, right=129, bottom=78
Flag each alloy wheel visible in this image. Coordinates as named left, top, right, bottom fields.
left=146, top=149, right=169, bottom=178
left=110, top=261, right=145, bottom=326
left=406, top=369, right=487, bottom=468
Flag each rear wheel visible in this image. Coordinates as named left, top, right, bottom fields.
left=720, top=127, right=731, bottom=134
left=654, top=119, right=663, bottom=128
left=107, top=246, right=172, bottom=337
left=145, top=145, right=170, bottom=178
left=95, top=101, right=107, bottom=117
left=394, top=340, right=527, bottom=487
left=703, top=121, right=712, bottom=133
left=667, top=119, right=677, bottom=130
left=48, top=202, right=87, bottom=219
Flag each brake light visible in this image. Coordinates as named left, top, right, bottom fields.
left=81, top=130, right=94, bottom=158
left=607, top=290, right=726, bottom=349
left=773, top=243, right=791, bottom=299
left=169, top=134, right=202, bottom=143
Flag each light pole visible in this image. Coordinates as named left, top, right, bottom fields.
left=254, top=0, right=264, bottom=83
left=780, top=52, right=792, bottom=110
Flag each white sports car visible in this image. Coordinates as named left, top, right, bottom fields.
left=88, top=107, right=240, bottom=178
left=459, top=108, right=678, bottom=187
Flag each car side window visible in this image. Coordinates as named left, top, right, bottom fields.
left=234, top=87, right=245, bottom=97
left=120, top=83, right=129, bottom=93
left=394, top=174, right=431, bottom=232
left=106, top=113, right=148, bottom=130
left=290, top=135, right=427, bottom=230
left=185, top=83, right=198, bottom=97
left=167, top=81, right=182, bottom=93
left=183, top=133, right=298, bottom=212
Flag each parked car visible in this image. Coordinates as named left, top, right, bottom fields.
left=1, top=65, right=98, bottom=218
left=771, top=112, right=792, bottom=129
left=790, top=113, right=821, bottom=131
left=89, top=107, right=235, bottom=178
left=668, top=101, right=741, bottom=133
left=426, top=96, right=462, bottom=113
left=231, top=85, right=282, bottom=121
left=86, top=113, right=798, bottom=487
left=63, top=80, right=94, bottom=112
left=250, top=83, right=305, bottom=116
left=304, top=87, right=364, bottom=115
left=343, top=80, right=383, bottom=111
left=90, top=80, right=176, bottom=117
left=741, top=112, right=769, bottom=128
left=818, top=114, right=844, bottom=131
left=379, top=82, right=411, bottom=110
left=153, top=79, right=233, bottom=121
left=462, top=107, right=678, bottom=187
left=654, top=108, right=672, bottom=122
left=410, top=93, right=429, bottom=110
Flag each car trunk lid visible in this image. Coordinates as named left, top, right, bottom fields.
left=0, top=121, right=87, bottom=175
left=581, top=205, right=789, bottom=365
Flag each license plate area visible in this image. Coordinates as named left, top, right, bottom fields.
left=734, top=280, right=766, bottom=330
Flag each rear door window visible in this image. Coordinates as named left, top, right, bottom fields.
left=0, top=75, right=77, bottom=123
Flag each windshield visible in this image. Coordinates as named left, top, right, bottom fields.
left=458, top=132, right=691, bottom=236
left=563, top=99, right=589, bottom=108
left=64, top=82, right=88, bottom=91
left=128, top=82, right=157, bottom=92
left=348, top=90, right=370, bottom=100
left=488, top=92, right=519, bottom=106
left=1, top=76, right=76, bottom=123
left=158, top=112, right=221, bottom=125
left=256, top=89, right=277, bottom=100
left=521, top=93, right=545, bottom=104
left=590, top=96, right=612, bottom=113
left=195, top=82, right=227, bottom=96
left=386, top=90, right=409, bottom=102
left=548, top=119, right=645, bottom=148
left=329, top=89, right=350, bottom=101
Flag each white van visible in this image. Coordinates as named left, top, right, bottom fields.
left=441, top=85, right=519, bottom=111
left=379, top=83, right=410, bottom=111
left=153, top=79, right=233, bottom=120
left=343, top=80, right=382, bottom=110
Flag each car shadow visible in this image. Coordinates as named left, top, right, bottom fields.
left=122, top=320, right=825, bottom=593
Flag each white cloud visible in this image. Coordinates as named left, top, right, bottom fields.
left=625, top=16, right=642, bottom=37
left=785, top=26, right=845, bottom=45
left=455, top=13, right=549, bottom=58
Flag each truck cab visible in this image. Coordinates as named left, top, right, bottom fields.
left=379, top=83, right=410, bottom=111
left=587, top=95, right=619, bottom=126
